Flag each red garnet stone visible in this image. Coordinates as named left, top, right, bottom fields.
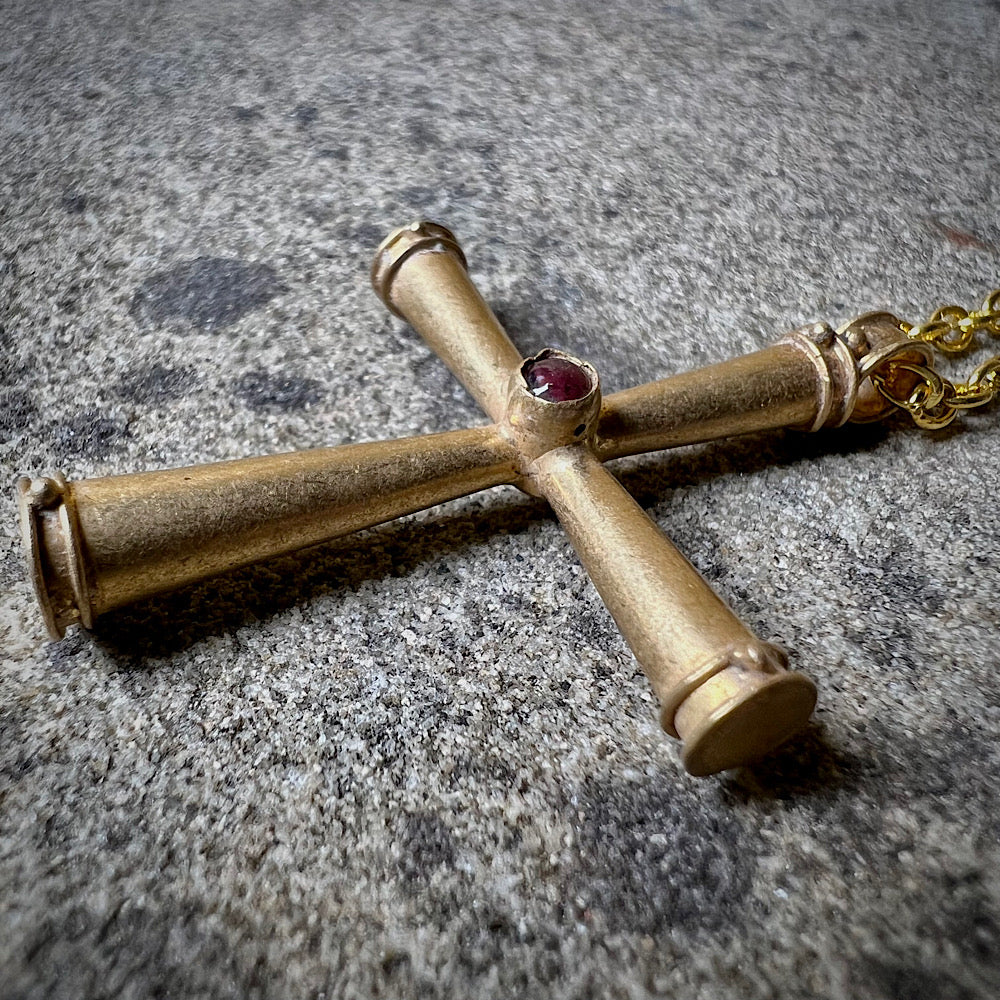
left=522, top=356, right=592, bottom=402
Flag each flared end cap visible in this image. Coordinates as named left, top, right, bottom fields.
left=675, top=666, right=818, bottom=777
left=370, top=221, right=466, bottom=314
left=16, top=472, right=90, bottom=640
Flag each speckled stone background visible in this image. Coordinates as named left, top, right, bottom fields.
left=2, top=1, right=999, bottom=997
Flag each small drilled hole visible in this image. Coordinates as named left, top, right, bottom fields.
left=573, top=423, right=586, bottom=436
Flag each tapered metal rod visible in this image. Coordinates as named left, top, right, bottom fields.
left=532, top=445, right=816, bottom=776
left=19, top=425, right=518, bottom=639
left=596, top=332, right=851, bottom=461
left=372, top=223, right=523, bottom=423
left=595, top=314, right=929, bottom=461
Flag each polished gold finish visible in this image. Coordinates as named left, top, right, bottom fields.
left=19, top=219, right=987, bottom=775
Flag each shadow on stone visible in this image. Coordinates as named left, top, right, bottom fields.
left=718, top=723, right=860, bottom=802
left=613, top=420, right=895, bottom=505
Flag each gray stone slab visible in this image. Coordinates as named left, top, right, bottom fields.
left=2, top=2, right=999, bottom=997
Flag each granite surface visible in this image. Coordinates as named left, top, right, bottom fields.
left=2, top=1, right=1000, bottom=997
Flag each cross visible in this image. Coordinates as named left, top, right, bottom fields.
left=17, top=221, right=935, bottom=776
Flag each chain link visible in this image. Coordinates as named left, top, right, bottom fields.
left=865, top=289, right=1000, bottom=429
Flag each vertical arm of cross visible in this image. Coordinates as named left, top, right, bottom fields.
left=372, top=223, right=524, bottom=424
left=532, top=446, right=815, bottom=775
left=373, top=222, right=818, bottom=774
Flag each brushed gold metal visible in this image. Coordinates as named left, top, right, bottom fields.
left=19, top=426, right=519, bottom=637
left=531, top=444, right=815, bottom=756
left=372, top=222, right=523, bottom=423
left=19, top=219, right=925, bottom=775
left=595, top=322, right=863, bottom=461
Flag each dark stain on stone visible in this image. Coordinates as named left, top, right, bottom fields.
left=398, top=812, right=457, bottom=882
left=565, top=608, right=621, bottom=656
left=37, top=808, right=74, bottom=850
left=849, top=868, right=1000, bottom=999
left=408, top=119, right=440, bottom=153
left=400, top=185, right=438, bottom=207
left=728, top=722, right=1000, bottom=991
left=0, top=706, right=35, bottom=784
left=103, top=823, right=133, bottom=850
left=23, top=899, right=256, bottom=997
left=137, top=52, right=195, bottom=97
left=931, top=868, right=1000, bottom=968
left=599, top=179, right=635, bottom=223
left=317, top=146, right=349, bottom=160
left=344, top=726, right=402, bottom=795
left=454, top=905, right=526, bottom=978
left=0, top=388, right=39, bottom=434
left=130, top=258, right=286, bottom=331
left=854, top=957, right=978, bottom=1000
left=0, top=254, right=18, bottom=285
left=55, top=410, right=129, bottom=459
left=889, top=721, right=997, bottom=805
left=230, top=105, right=263, bottom=122
left=0, top=745, right=38, bottom=784
left=56, top=281, right=84, bottom=314
left=293, top=104, right=319, bottom=128
left=235, top=370, right=323, bottom=412
left=301, top=201, right=333, bottom=224
left=740, top=718, right=999, bottom=885
left=380, top=949, right=411, bottom=975
left=117, top=363, right=199, bottom=404
left=877, top=554, right=946, bottom=614
left=351, top=222, right=384, bottom=250
left=843, top=614, right=922, bottom=675
left=565, top=777, right=755, bottom=935
left=61, top=192, right=88, bottom=214
left=447, top=752, right=516, bottom=790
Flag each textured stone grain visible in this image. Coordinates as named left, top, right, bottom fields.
left=2, top=2, right=999, bottom=998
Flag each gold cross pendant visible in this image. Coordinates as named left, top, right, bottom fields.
left=17, top=222, right=999, bottom=775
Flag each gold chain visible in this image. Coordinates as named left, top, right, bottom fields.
left=866, top=289, right=1000, bottom=429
